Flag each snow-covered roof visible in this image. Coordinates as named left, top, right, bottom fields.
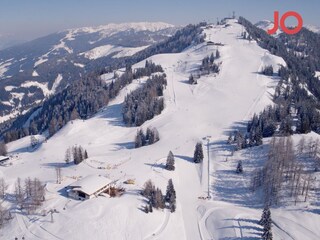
left=0, top=156, right=9, bottom=162
left=69, top=175, right=112, bottom=196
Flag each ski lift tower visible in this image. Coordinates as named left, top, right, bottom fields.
left=203, top=135, right=212, bottom=199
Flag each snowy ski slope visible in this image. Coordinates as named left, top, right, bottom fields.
left=1, top=19, right=319, bottom=240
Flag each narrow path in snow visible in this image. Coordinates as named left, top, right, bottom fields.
left=143, top=157, right=171, bottom=239
left=144, top=209, right=170, bottom=240
left=272, top=220, right=295, bottom=240
left=274, top=215, right=320, bottom=240
left=15, top=213, right=43, bottom=239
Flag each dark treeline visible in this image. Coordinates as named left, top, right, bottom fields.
left=123, top=74, right=167, bottom=126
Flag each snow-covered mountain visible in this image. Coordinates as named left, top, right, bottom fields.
left=305, top=24, right=320, bottom=33
left=0, top=22, right=177, bottom=121
left=255, top=20, right=281, bottom=35
left=1, top=18, right=319, bottom=240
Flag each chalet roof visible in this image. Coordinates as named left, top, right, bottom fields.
left=0, top=156, right=9, bottom=162
left=69, top=175, right=113, bottom=196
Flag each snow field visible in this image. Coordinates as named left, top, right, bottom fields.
left=1, top=19, right=319, bottom=240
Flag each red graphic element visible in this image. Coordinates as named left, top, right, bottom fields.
left=268, top=11, right=303, bottom=35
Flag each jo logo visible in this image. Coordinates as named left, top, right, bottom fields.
left=268, top=11, right=303, bottom=35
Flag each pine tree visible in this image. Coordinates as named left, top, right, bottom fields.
left=0, top=142, right=7, bottom=156
left=165, top=151, right=175, bottom=171
left=189, top=74, right=197, bottom=84
left=65, top=148, right=71, bottom=164
left=227, top=133, right=233, bottom=144
left=144, top=205, right=149, bottom=213
left=261, top=206, right=273, bottom=240
left=135, top=129, right=146, bottom=148
left=209, top=53, right=215, bottom=64
left=216, top=49, right=220, bottom=59
left=78, top=146, right=84, bottom=163
left=259, top=205, right=271, bottom=226
left=194, top=142, right=204, bottom=163
left=142, top=180, right=155, bottom=198
left=84, top=150, right=89, bottom=159
left=149, top=202, right=153, bottom=213
left=154, top=188, right=165, bottom=209
left=236, top=160, right=243, bottom=173
left=165, top=179, right=176, bottom=212
left=165, top=179, right=176, bottom=202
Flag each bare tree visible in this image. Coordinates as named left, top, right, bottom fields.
left=0, top=178, right=8, bottom=199
left=297, top=137, right=305, bottom=156
left=55, top=167, right=62, bottom=184
left=65, top=148, right=71, bottom=164
left=0, top=142, right=7, bottom=156
left=14, top=178, right=25, bottom=209
left=307, top=137, right=315, bottom=158
left=0, top=204, right=8, bottom=227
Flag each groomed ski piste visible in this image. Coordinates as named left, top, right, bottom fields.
left=1, top=19, right=320, bottom=240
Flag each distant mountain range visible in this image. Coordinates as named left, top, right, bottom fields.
left=0, top=22, right=178, bottom=121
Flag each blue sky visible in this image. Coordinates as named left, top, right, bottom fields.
left=0, top=0, right=319, bottom=40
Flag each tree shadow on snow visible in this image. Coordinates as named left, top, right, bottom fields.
left=96, top=103, right=124, bottom=127
left=113, top=142, right=134, bottom=150
left=145, top=163, right=165, bottom=169
left=211, top=169, right=262, bottom=208
left=223, top=121, right=248, bottom=136
left=175, top=155, right=194, bottom=163
left=179, top=80, right=192, bottom=85
left=209, top=139, right=235, bottom=157
left=41, top=162, right=72, bottom=169
left=10, top=144, right=42, bottom=155
left=220, top=237, right=261, bottom=240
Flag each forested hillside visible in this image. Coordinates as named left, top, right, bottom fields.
left=238, top=17, right=320, bottom=142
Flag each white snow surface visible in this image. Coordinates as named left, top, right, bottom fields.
left=0, top=60, right=12, bottom=77
left=74, top=62, right=85, bottom=68
left=34, top=57, right=48, bottom=68
left=32, top=70, right=39, bottom=77
left=51, top=74, right=63, bottom=93
left=4, top=85, right=17, bottom=91
left=1, top=19, right=319, bottom=240
left=21, top=81, right=51, bottom=97
left=21, top=74, right=62, bottom=97
left=81, top=44, right=148, bottom=60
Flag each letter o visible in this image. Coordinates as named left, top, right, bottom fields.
left=280, top=11, right=303, bottom=35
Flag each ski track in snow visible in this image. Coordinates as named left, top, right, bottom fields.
left=144, top=209, right=171, bottom=240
